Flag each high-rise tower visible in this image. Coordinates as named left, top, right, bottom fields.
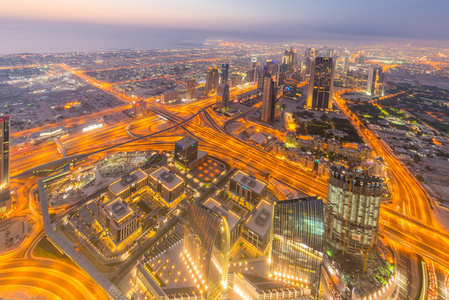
left=249, top=55, right=258, bottom=83
left=0, top=116, right=11, bottom=215
left=306, top=57, right=334, bottom=110
left=221, top=63, right=229, bottom=84
left=325, top=165, right=383, bottom=258
left=205, top=66, right=219, bottom=96
left=183, top=202, right=230, bottom=299
left=261, top=75, right=276, bottom=123
left=186, top=78, right=196, bottom=100
left=304, top=48, right=315, bottom=76
left=366, top=65, right=384, bottom=96
left=217, top=84, right=229, bottom=108
left=343, top=52, right=350, bottom=73
left=270, top=197, right=324, bottom=298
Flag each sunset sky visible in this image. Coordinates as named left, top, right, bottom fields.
left=1, top=0, right=448, bottom=53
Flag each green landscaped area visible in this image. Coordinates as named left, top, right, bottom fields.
left=33, top=236, right=76, bottom=267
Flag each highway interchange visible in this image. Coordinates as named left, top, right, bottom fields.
left=2, top=62, right=449, bottom=299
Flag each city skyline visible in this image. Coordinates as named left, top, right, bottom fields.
left=1, top=0, right=449, bottom=298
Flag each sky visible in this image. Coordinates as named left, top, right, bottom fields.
left=1, top=0, right=449, bottom=53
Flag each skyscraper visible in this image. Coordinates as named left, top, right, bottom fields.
left=265, top=60, right=279, bottom=87
left=249, top=55, right=258, bottom=83
left=343, top=52, right=350, bottom=73
left=270, top=197, right=324, bottom=298
left=205, top=66, right=219, bottom=96
left=221, top=63, right=229, bottom=84
left=0, top=116, right=10, bottom=215
left=282, top=47, right=295, bottom=74
left=306, top=57, right=335, bottom=110
left=304, top=48, right=315, bottom=76
left=217, top=84, right=229, bottom=108
left=183, top=202, right=230, bottom=299
left=261, top=75, right=276, bottom=123
left=186, top=78, right=196, bottom=100
left=366, top=65, right=384, bottom=96
left=325, top=165, right=383, bottom=258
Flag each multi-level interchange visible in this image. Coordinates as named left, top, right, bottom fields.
left=1, top=42, right=449, bottom=300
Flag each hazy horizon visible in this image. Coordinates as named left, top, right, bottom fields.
left=1, top=17, right=449, bottom=55
left=2, top=0, right=449, bottom=54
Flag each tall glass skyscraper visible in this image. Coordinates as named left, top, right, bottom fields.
left=270, top=197, right=324, bottom=298
left=183, top=202, right=230, bottom=299
left=261, top=75, right=276, bottom=123
left=306, top=57, right=334, bottom=110
left=0, top=116, right=10, bottom=215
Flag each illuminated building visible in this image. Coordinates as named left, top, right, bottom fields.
left=280, top=47, right=295, bottom=85
left=306, top=57, right=334, bottom=110
left=283, top=79, right=301, bottom=100
left=229, top=74, right=242, bottom=88
left=149, top=167, right=185, bottom=206
left=343, top=50, right=350, bottom=73
left=233, top=272, right=308, bottom=300
left=265, top=60, right=279, bottom=86
left=0, top=116, right=10, bottom=215
left=221, top=63, right=229, bottom=84
left=99, top=198, right=140, bottom=245
left=217, top=84, right=230, bottom=108
left=242, top=200, right=272, bottom=253
left=108, top=169, right=148, bottom=199
left=203, top=198, right=242, bottom=248
left=205, top=66, right=219, bottom=96
left=304, top=48, right=315, bottom=76
left=261, top=75, right=276, bottom=123
left=229, top=170, right=267, bottom=205
left=161, top=90, right=180, bottom=104
left=186, top=78, right=196, bottom=100
left=326, top=165, right=383, bottom=258
left=249, top=55, right=258, bottom=83
left=366, top=65, right=384, bottom=96
left=269, top=197, right=324, bottom=298
left=183, top=202, right=230, bottom=299
left=82, top=121, right=104, bottom=133
left=30, top=126, right=68, bottom=144
left=132, top=100, right=147, bottom=116
left=174, top=136, right=208, bottom=170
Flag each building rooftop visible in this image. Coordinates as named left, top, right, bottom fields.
left=231, top=171, right=267, bottom=195
left=245, top=200, right=272, bottom=239
left=103, top=198, right=133, bottom=224
left=109, top=169, right=148, bottom=196
left=175, top=136, right=197, bottom=148
left=150, top=167, right=184, bottom=191
left=203, top=198, right=241, bottom=232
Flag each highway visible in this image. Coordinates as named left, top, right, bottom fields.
left=2, top=63, right=449, bottom=299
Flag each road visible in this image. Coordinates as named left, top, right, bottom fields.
left=2, top=62, right=449, bottom=299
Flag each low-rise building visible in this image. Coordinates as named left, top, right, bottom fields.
left=108, top=169, right=148, bottom=199
left=229, top=171, right=267, bottom=206
left=161, top=90, right=179, bottom=104
left=149, top=167, right=185, bottom=206
left=99, top=198, right=140, bottom=245
left=132, top=100, right=147, bottom=116
left=241, top=200, right=273, bottom=253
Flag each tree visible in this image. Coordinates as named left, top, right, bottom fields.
left=320, top=114, right=329, bottom=122
left=413, top=154, right=420, bottom=163
left=425, top=165, right=432, bottom=171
